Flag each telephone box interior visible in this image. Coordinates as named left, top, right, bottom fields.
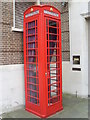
left=23, top=5, right=63, bottom=118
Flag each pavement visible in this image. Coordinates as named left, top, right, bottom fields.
left=2, top=93, right=88, bottom=118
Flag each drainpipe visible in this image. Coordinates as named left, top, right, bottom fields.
left=37, top=0, right=40, bottom=5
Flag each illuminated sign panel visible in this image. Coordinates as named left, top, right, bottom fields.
left=44, top=10, right=58, bottom=17
left=25, top=10, right=39, bottom=18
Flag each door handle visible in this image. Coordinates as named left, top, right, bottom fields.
left=45, top=72, right=47, bottom=76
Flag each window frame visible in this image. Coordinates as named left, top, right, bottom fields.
left=12, top=0, right=40, bottom=32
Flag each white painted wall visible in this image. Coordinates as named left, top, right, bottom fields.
left=0, top=64, right=25, bottom=115
left=62, top=2, right=88, bottom=97
left=88, top=18, right=90, bottom=95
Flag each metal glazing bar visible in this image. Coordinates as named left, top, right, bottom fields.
left=46, top=25, right=59, bottom=29
left=27, top=82, right=39, bottom=86
left=27, top=76, right=38, bottom=78
left=27, top=95, right=39, bottom=100
left=28, top=48, right=38, bottom=50
left=47, top=75, right=60, bottom=78
left=48, top=95, right=60, bottom=100
left=48, top=88, right=60, bottom=93
left=27, top=88, right=39, bottom=93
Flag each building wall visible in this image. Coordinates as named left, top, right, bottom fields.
left=88, top=1, right=90, bottom=96
left=0, top=2, right=70, bottom=65
left=62, top=1, right=88, bottom=97
left=0, top=2, right=2, bottom=115
left=0, top=64, right=25, bottom=115
left=0, top=2, right=23, bottom=65
left=0, top=2, right=2, bottom=65
left=88, top=18, right=90, bottom=96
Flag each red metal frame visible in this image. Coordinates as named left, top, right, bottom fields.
left=23, top=5, right=63, bottom=118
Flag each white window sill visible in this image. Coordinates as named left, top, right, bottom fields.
left=12, top=27, right=23, bottom=32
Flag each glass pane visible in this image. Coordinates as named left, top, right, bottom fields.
left=28, top=43, right=35, bottom=48
left=28, top=21, right=35, bottom=28
left=28, top=50, right=35, bottom=56
left=51, top=56, right=57, bottom=62
left=29, top=84, right=37, bottom=91
left=28, top=36, right=35, bottom=42
left=49, top=20, right=57, bottom=27
left=29, top=64, right=37, bottom=70
left=30, top=97, right=37, bottom=104
left=26, top=20, right=39, bottom=105
left=28, top=28, right=35, bottom=34
left=49, top=34, right=57, bottom=40
left=28, top=77, right=36, bottom=83
left=49, top=27, right=57, bottom=34
left=47, top=19, right=60, bottom=106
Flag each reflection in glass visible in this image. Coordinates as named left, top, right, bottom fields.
left=49, top=20, right=57, bottom=27
left=49, top=34, right=57, bottom=40
left=47, top=19, right=60, bottom=105
left=28, top=28, right=35, bottom=34
left=49, top=27, right=57, bottom=34
left=28, top=36, right=35, bottom=42
left=28, top=21, right=35, bottom=28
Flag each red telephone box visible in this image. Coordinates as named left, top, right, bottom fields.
left=23, top=5, right=63, bottom=118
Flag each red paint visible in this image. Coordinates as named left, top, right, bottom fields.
left=23, top=5, right=63, bottom=118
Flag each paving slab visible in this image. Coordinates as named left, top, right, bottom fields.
left=2, top=94, right=88, bottom=118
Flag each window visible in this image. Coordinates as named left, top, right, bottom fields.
left=12, top=1, right=35, bottom=31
